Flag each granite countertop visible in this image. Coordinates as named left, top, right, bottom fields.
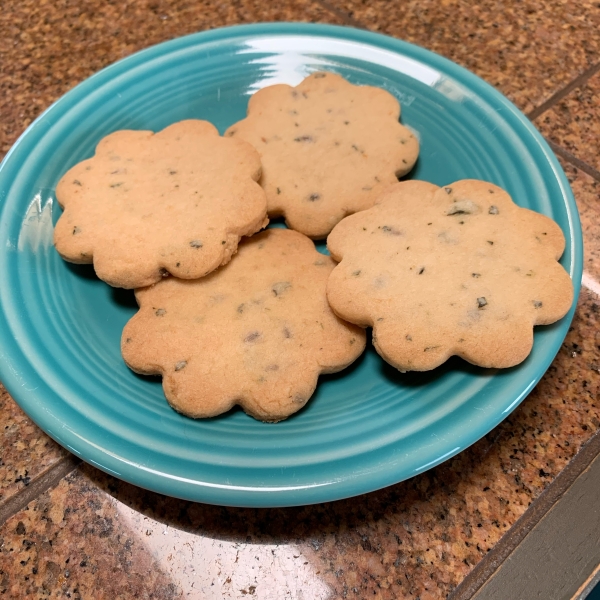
left=1, top=1, right=599, bottom=598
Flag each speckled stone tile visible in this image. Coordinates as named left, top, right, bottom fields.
left=0, top=386, right=69, bottom=505
left=2, top=2, right=600, bottom=598
left=560, top=160, right=600, bottom=284
left=0, top=470, right=179, bottom=599
left=325, top=0, right=600, bottom=114
left=1, top=288, right=598, bottom=599
left=0, top=0, right=343, bottom=158
left=535, top=71, right=600, bottom=173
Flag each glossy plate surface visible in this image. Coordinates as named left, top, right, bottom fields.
left=0, top=23, right=582, bottom=507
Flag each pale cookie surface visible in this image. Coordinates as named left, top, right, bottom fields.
left=122, top=228, right=366, bottom=422
left=327, top=180, right=574, bottom=371
left=54, top=120, right=268, bottom=289
left=225, top=72, right=419, bottom=239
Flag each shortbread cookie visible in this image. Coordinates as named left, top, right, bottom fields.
left=122, top=228, right=366, bottom=422
left=326, top=180, right=574, bottom=371
left=54, top=120, right=268, bottom=289
left=225, top=72, right=419, bottom=239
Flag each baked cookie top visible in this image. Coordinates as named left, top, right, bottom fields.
left=326, top=180, right=574, bottom=371
left=54, top=120, right=268, bottom=289
left=121, top=228, right=366, bottom=422
left=225, top=72, right=419, bottom=239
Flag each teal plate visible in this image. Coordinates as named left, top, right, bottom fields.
left=0, top=23, right=582, bottom=507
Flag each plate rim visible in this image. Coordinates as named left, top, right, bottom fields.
left=0, top=22, right=583, bottom=507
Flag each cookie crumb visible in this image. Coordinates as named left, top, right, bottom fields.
left=477, top=297, right=488, bottom=308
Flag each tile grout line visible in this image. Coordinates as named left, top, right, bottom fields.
left=0, top=454, right=81, bottom=527
left=313, top=0, right=367, bottom=29
left=449, top=428, right=600, bottom=600
left=527, top=61, right=600, bottom=121
left=545, top=140, right=600, bottom=182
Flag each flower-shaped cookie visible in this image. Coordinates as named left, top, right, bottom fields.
left=225, top=72, right=419, bottom=239
left=122, top=229, right=366, bottom=422
left=327, top=180, right=574, bottom=371
left=54, top=120, right=268, bottom=288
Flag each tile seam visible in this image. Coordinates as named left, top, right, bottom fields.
left=312, top=0, right=367, bottom=28
left=545, top=140, right=600, bottom=183
left=0, top=454, right=81, bottom=527
left=527, top=61, right=600, bottom=121
left=449, top=428, right=600, bottom=600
